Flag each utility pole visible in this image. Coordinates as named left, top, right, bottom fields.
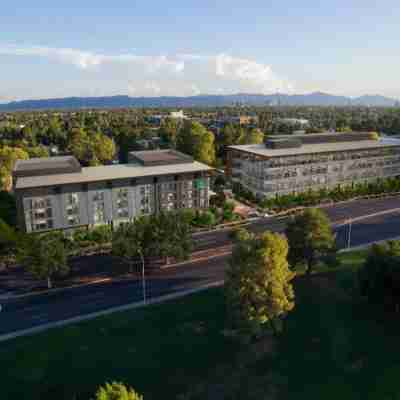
left=347, top=218, right=352, bottom=249
left=139, top=252, right=146, bottom=304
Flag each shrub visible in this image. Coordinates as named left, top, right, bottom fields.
left=94, top=382, right=143, bottom=400
left=195, top=210, right=216, bottom=227
left=88, top=225, right=112, bottom=244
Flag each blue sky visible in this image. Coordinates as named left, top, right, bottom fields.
left=1, top=0, right=400, bottom=101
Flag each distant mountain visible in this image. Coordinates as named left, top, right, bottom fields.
left=0, top=92, right=398, bottom=111
left=351, top=95, right=398, bottom=107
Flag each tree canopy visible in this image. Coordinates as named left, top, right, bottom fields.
left=0, top=145, right=29, bottom=190
left=177, top=121, right=216, bottom=165
left=94, top=382, right=143, bottom=400
left=18, top=231, right=69, bottom=289
left=285, top=208, right=336, bottom=274
left=225, top=229, right=295, bottom=339
left=359, top=240, right=400, bottom=311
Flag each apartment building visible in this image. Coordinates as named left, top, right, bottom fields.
left=13, top=150, right=212, bottom=233
left=226, top=132, right=400, bottom=198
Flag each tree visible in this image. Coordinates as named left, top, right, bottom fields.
left=94, top=382, right=143, bottom=400
left=0, top=191, right=17, bottom=227
left=67, top=128, right=116, bottom=166
left=159, top=117, right=179, bottom=147
left=0, top=219, right=19, bottom=268
left=222, top=200, right=235, bottom=221
left=67, top=127, right=89, bottom=163
left=0, top=145, right=29, bottom=191
left=177, top=121, right=216, bottom=165
left=285, top=208, right=336, bottom=275
left=196, top=210, right=216, bottom=228
left=244, top=128, right=264, bottom=144
left=26, top=145, right=49, bottom=158
left=225, top=230, right=295, bottom=339
left=18, top=232, right=69, bottom=289
left=91, top=132, right=116, bottom=165
left=359, top=240, right=400, bottom=311
left=112, top=218, right=148, bottom=273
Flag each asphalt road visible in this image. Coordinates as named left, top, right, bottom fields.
left=1, top=196, right=400, bottom=336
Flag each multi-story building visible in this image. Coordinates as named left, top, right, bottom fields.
left=13, top=150, right=212, bottom=233
left=226, top=132, right=400, bottom=198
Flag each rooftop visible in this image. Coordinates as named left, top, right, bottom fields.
left=13, top=156, right=81, bottom=178
left=14, top=158, right=212, bottom=190
left=229, top=135, right=400, bottom=158
left=129, top=149, right=193, bottom=166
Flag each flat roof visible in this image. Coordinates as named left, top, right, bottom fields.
left=13, top=156, right=81, bottom=177
left=228, top=137, right=400, bottom=158
left=15, top=161, right=212, bottom=190
left=129, top=149, right=193, bottom=166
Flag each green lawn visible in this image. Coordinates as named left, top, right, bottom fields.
left=2, top=250, right=400, bottom=400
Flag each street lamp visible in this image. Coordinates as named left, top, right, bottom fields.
left=138, top=251, right=146, bottom=304
left=347, top=218, right=352, bottom=249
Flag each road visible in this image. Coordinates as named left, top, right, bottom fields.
left=1, top=196, right=400, bottom=336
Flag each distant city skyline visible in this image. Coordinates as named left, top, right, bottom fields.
left=1, top=0, right=400, bottom=101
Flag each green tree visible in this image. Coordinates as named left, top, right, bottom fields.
left=26, top=145, right=50, bottom=158
left=244, top=128, right=264, bottom=144
left=285, top=208, right=336, bottom=275
left=196, top=210, right=216, bottom=228
left=159, top=117, right=179, bottom=147
left=91, top=132, right=116, bottom=165
left=177, top=121, right=216, bottom=165
left=225, top=230, right=295, bottom=339
left=222, top=200, right=235, bottom=221
left=112, top=218, right=148, bottom=273
left=359, top=240, right=400, bottom=311
left=18, top=232, right=69, bottom=289
left=150, top=211, right=193, bottom=264
left=67, top=127, right=89, bottom=163
left=0, top=219, right=19, bottom=268
left=67, top=128, right=116, bottom=165
left=0, top=145, right=29, bottom=191
left=0, top=191, right=17, bottom=227
left=94, top=382, right=143, bottom=400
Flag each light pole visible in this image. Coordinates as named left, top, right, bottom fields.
left=139, top=251, right=146, bottom=304
left=347, top=218, right=352, bottom=249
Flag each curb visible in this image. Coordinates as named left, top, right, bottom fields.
left=339, top=236, right=400, bottom=253
left=0, top=280, right=225, bottom=343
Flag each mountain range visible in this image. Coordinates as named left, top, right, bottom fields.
left=0, top=92, right=399, bottom=111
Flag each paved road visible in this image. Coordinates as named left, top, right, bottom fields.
left=0, top=196, right=399, bottom=336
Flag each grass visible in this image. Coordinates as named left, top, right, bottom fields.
left=2, top=249, right=400, bottom=400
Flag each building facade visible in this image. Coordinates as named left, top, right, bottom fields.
left=13, top=150, right=211, bottom=233
left=227, top=132, right=400, bottom=198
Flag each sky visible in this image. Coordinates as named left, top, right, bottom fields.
left=1, top=0, right=400, bottom=101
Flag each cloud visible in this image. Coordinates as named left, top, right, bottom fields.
left=0, top=44, right=294, bottom=97
left=214, top=54, right=293, bottom=93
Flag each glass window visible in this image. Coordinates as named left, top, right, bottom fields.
left=25, top=196, right=54, bottom=231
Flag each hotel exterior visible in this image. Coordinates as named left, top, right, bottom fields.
left=226, top=132, right=400, bottom=199
left=13, top=150, right=212, bottom=233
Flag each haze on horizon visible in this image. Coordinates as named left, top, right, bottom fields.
left=1, top=0, right=400, bottom=102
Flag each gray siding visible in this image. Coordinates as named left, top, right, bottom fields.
left=16, top=172, right=210, bottom=233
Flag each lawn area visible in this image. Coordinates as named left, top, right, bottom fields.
left=2, top=249, right=400, bottom=400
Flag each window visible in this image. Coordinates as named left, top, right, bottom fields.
left=116, top=188, right=129, bottom=219
left=139, top=184, right=153, bottom=214
left=93, top=191, right=106, bottom=223
left=66, top=192, right=80, bottom=226
left=25, top=196, right=54, bottom=231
